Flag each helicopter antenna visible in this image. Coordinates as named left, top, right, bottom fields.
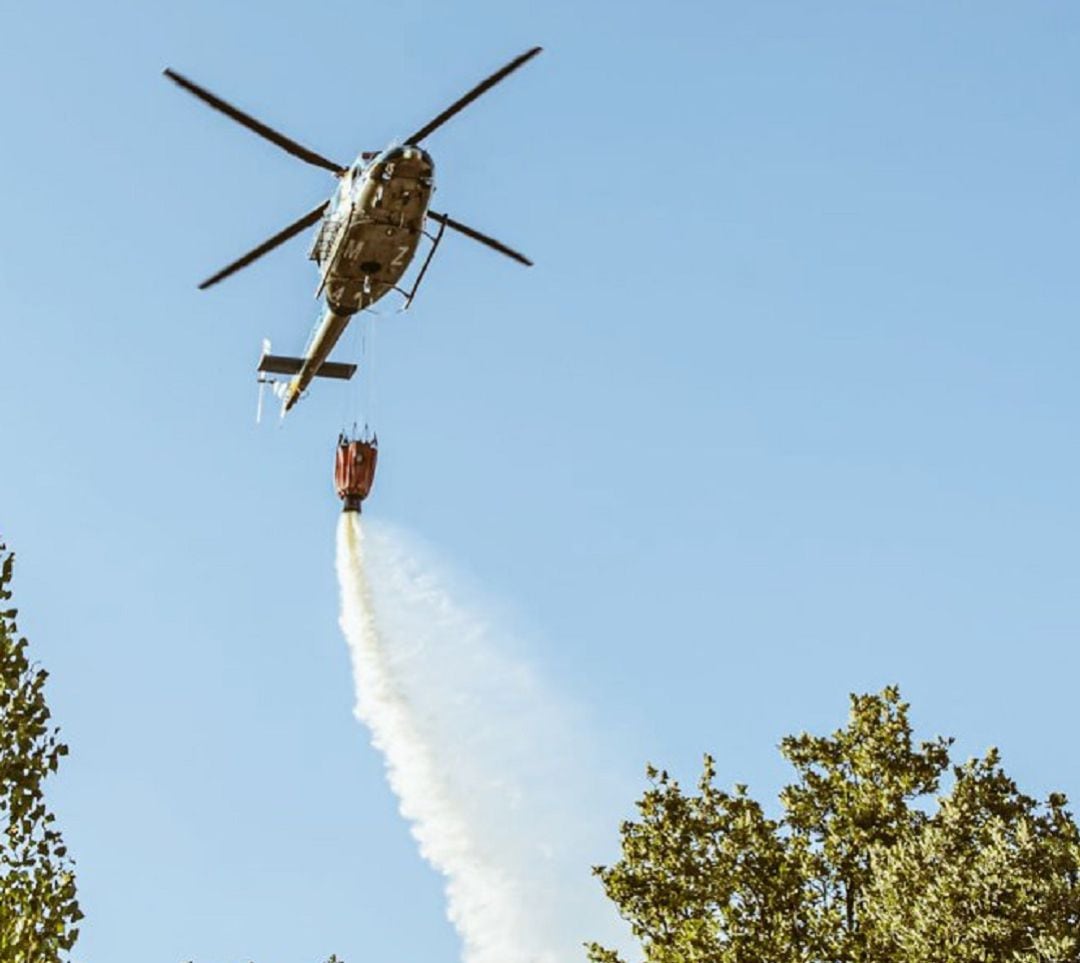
left=403, top=46, right=542, bottom=146
left=163, top=68, right=347, bottom=174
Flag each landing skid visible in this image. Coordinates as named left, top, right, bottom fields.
left=393, top=217, right=448, bottom=310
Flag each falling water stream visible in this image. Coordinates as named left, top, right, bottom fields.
left=336, top=514, right=629, bottom=963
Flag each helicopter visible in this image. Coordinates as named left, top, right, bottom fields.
left=164, top=47, right=540, bottom=415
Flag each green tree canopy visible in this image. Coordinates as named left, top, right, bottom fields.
left=0, top=542, right=81, bottom=962
left=590, top=687, right=1080, bottom=963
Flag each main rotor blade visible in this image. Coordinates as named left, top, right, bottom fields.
left=428, top=210, right=533, bottom=267
left=198, top=201, right=329, bottom=290
left=404, top=46, right=542, bottom=146
left=163, top=68, right=346, bottom=174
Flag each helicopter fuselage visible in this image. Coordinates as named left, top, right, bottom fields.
left=316, top=145, right=435, bottom=313
left=280, top=146, right=435, bottom=410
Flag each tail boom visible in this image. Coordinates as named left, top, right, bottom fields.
left=257, top=307, right=356, bottom=414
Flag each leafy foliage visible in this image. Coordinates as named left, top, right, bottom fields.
left=590, top=687, right=1080, bottom=963
left=0, top=543, right=81, bottom=961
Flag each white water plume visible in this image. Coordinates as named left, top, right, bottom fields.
left=335, top=514, right=630, bottom=963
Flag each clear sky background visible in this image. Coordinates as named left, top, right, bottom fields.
left=2, top=1, right=1079, bottom=961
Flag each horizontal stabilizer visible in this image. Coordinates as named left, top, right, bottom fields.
left=257, top=354, right=357, bottom=380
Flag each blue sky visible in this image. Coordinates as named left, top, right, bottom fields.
left=2, top=1, right=1080, bottom=960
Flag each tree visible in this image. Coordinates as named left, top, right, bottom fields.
left=589, top=687, right=1080, bottom=963
left=0, top=542, right=81, bottom=961
left=0, top=540, right=341, bottom=963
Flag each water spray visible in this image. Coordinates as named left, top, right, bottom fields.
left=336, top=515, right=629, bottom=963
